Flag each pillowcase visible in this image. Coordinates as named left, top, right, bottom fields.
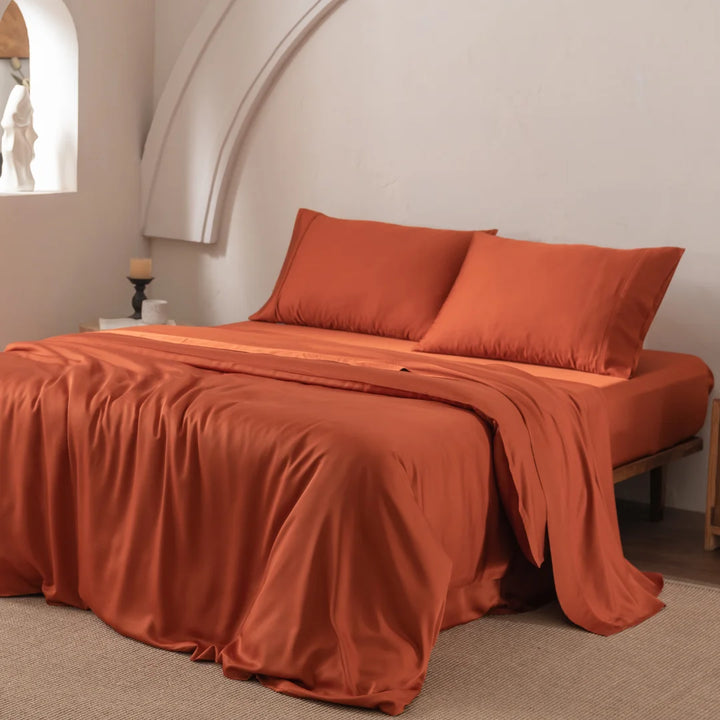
left=418, top=232, right=684, bottom=378
left=251, top=209, right=497, bottom=340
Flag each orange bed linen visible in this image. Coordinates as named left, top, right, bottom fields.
left=0, top=325, right=668, bottom=714
left=214, top=322, right=712, bottom=467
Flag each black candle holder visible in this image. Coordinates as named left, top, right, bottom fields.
left=127, top=277, right=153, bottom=319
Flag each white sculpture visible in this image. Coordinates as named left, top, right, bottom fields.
left=0, top=85, right=37, bottom=193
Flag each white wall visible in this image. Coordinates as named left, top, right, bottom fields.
left=0, top=0, right=154, bottom=346
left=151, top=0, right=720, bottom=512
left=154, top=0, right=207, bottom=108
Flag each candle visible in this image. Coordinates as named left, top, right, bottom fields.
left=129, top=258, right=152, bottom=279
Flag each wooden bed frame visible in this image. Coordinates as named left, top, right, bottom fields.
left=704, top=400, right=720, bottom=550
left=612, top=437, right=703, bottom=522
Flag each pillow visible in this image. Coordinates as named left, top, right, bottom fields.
left=418, top=232, right=684, bottom=377
left=251, top=209, right=497, bottom=340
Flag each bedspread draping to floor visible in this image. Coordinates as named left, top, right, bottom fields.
left=0, top=327, right=662, bottom=714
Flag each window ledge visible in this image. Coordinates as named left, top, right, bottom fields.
left=0, top=189, right=77, bottom=197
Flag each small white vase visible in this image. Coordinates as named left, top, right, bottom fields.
left=141, top=299, right=170, bottom=325
left=0, top=84, right=37, bottom=193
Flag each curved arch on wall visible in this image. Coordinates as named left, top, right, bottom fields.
left=0, top=0, right=78, bottom=192
left=142, top=0, right=345, bottom=244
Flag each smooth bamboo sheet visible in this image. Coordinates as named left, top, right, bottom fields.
left=215, top=323, right=712, bottom=466
left=0, top=324, right=667, bottom=714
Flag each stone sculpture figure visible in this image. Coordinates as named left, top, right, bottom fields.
left=0, top=84, right=37, bottom=192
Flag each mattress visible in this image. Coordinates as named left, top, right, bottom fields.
left=220, top=322, right=713, bottom=467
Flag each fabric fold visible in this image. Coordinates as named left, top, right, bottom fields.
left=0, top=327, right=662, bottom=714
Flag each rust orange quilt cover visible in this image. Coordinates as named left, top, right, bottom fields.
left=0, top=326, right=662, bottom=714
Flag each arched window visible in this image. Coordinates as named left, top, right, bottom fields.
left=0, top=0, right=77, bottom=193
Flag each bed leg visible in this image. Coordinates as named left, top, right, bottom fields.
left=649, top=466, right=665, bottom=522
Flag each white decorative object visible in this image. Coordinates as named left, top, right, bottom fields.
left=0, top=84, right=37, bottom=193
left=142, top=0, right=344, bottom=244
left=141, top=299, right=170, bottom=325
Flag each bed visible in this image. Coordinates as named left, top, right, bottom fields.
left=0, top=211, right=712, bottom=715
left=121, top=322, right=714, bottom=520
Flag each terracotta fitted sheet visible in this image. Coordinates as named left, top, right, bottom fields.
left=216, top=322, right=712, bottom=467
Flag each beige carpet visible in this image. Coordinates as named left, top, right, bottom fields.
left=1, top=580, right=718, bottom=720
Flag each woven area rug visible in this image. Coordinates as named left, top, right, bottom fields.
left=1, top=579, right=718, bottom=720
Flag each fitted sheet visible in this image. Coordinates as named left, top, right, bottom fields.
left=218, top=322, right=713, bottom=467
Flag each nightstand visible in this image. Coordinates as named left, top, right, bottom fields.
left=705, top=398, right=720, bottom=550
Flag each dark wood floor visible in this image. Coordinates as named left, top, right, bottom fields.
left=617, top=500, right=720, bottom=586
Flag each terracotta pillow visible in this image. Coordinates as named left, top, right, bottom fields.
left=251, top=209, right=497, bottom=340
left=418, top=232, right=684, bottom=378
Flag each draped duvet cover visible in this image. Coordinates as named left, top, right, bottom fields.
left=0, top=326, right=662, bottom=714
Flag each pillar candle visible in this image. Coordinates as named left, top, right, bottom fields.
left=129, top=258, right=153, bottom=279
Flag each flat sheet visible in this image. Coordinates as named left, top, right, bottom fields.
left=215, top=322, right=713, bottom=466
left=0, top=326, right=665, bottom=714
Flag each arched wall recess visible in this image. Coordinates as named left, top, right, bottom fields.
left=142, top=0, right=345, bottom=244
left=0, top=0, right=78, bottom=193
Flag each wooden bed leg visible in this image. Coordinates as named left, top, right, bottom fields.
left=649, top=466, right=665, bottom=522
left=705, top=399, right=720, bottom=550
